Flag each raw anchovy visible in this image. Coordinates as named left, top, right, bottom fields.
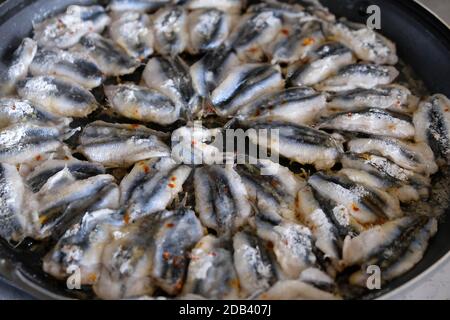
left=317, top=108, right=415, bottom=139
left=316, top=63, right=399, bottom=92
left=211, top=63, right=284, bottom=116
left=33, top=5, right=110, bottom=49
left=236, top=87, right=327, bottom=125
left=17, top=76, right=98, bottom=117
left=30, top=48, right=103, bottom=89
left=121, top=157, right=191, bottom=221
left=287, top=42, right=355, bottom=87
left=104, top=83, right=181, bottom=125
left=109, top=0, right=170, bottom=12
left=0, top=38, right=37, bottom=95
left=78, top=121, right=170, bottom=167
left=182, top=0, right=243, bottom=13
left=182, top=235, right=240, bottom=299
left=258, top=280, right=339, bottom=300
left=194, top=165, right=251, bottom=238
left=109, top=12, right=154, bottom=60
left=413, top=94, right=450, bottom=166
left=152, top=6, right=188, bottom=56
left=348, top=136, right=438, bottom=175
left=77, top=33, right=140, bottom=76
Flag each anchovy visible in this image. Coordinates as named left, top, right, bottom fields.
left=182, top=0, right=243, bottom=13
left=152, top=6, right=189, bottom=56
left=247, top=0, right=308, bottom=20
left=258, top=280, right=340, bottom=300
left=299, top=267, right=337, bottom=293
left=108, top=0, right=170, bottom=12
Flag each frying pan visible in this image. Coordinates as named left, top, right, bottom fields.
left=0, top=0, right=450, bottom=300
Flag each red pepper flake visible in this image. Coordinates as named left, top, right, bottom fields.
left=163, top=251, right=171, bottom=260
left=191, top=139, right=197, bottom=146
left=170, top=176, right=177, bottom=181
left=445, top=108, right=449, bottom=112
left=168, top=183, right=176, bottom=188
left=130, top=124, right=140, bottom=129
left=247, top=47, right=259, bottom=54
left=352, top=203, right=360, bottom=212
left=35, top=155, right=42, bottom=161
left=123, top=212, right=131, bottom=224
left=142, top=165, right=150, bottom=174
left=281, top=28, right=290, bottom=36
left=266, top=241, right=274, bottom=249
left=302, top=37, right=315, bottom=46
left=87, top=273, right=97, bottom=283
left=166, top=223, right=175, bottom=228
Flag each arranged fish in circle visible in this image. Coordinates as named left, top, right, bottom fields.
left=17, top=76, right=98, bottom=118
left=109, top=12, right=154, bottom=60
left=348, top=136, right=438, bottom=175
left=78, top=121, right=170, bottom=168
left=152, top=6, right=188, bottom=56
left=211, top=63, right=284, bottom=117
left=182, top=235, right=240, bottom=299
left=236, top=87, right=327, bottom=125
left=108, top=0, right=170, bottom=12
left=104, top=83, right=181, bottom=125
left=317, top=108, right=416, bottom=140
left=29, top=48, right=103, bottom=89
left=33, top=5, right=110, bottom=49
left=194, top=165, right=251, bottom=238
left=316, top=63, right=399, bottom=92
left=413, top=94, right=450, bottom=166
left=182, top=0, right=243, bottom=13
left=76, top=33, right=140, bottom=76
left=287, top=42, right=356, bottom=87
left=0, top=38, right=37, bottom=95
left=120, top=157, right=191, bottom=222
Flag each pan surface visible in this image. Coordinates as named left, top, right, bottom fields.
left=0, top=0, right=449, bottom=299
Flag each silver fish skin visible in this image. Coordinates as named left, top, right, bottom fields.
left=236, top=87, right=327, bottom=125
left=17, top=76, right=98, bottom=118
left=121, top=158, right=191, bottom=221
left=247, top=0, right=308, bottom=20
left=299, top=267, right=337, bottom=293
left=78, top=121, right=170, bottom=168
left=33, top=5, right=110, bottom=49
left=243, top=120, right=343, bottom=170
left=317, top=108, right=415, bottom=139
left=228, top=12, right=283, bottom=62
left=233, top=231, right=278, bottom=298
left=258, top=280, right=340, bottom=300
left=43, top=209, right=124, bottom=284
left=110, top=12, right=154, bottom=60
left=287, top=42, right=355, bottom=87
left=211, top=63, right=284, bottom=117
left=327, top=84, right=419, bottom=114
left=296, top=0, right=336, bottom=22
left=109, top=0, right=170, bottom=12
left=0, top=38, right=37, bottom=95
left=182, top=235, right=240, bottom=299
left=143, top=56, right=201, bottom=117
left=29, top=48, right=103, bottom=89
left=152, top=6, right=189, bottom=56
left=77, top=33, right=140, bottom=76
left=316, top=63, right=399, bottom=92
left=187, top=9, right=235, bottom=55
left=194, top=165, right=251, bottom=238
left=182, top=0, right=243, bottom=13
left=326, top=20, right=398, bottom=65
left=413, top=94, right=450, bottom=166
left=104, top=83, right=181, bottom=125
left=348, top=137, right=438, bottom=175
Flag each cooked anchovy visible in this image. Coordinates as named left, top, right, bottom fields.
left=143, top=56, right=200, bottom=116
left=299, top=267, right=337, bottom=293
left=109, top=12, right=154, bottom=60
left=78, top=121, right=170, bottom=167
left=0, top=163, right=35, bottom=242
left=326, top=21, right=398, bottom=65
left=194, top=165, right=251, bottom=237
left=316, top=63, right=399, bottom=92
left=228, top=12, right=282, bottom=62
left=182, top=235, right=240, bottom=299
left=190, top=46, right=240, bottom=98
left=254, top=209, right=316, bottom=278
left=0, top=122, right=64, bottom=165
left=211, top=63, right=284, bottom=116
left=317, top=108, right=415, bottom=139
left=247, top=0, right=308, bottom=20
left=121, top=158, right=191, bottom=221
left=236, top=87, right=327, bottom=125
left=26, top=158, right=106, bottom=192
left=109, top=0, right=170, bottom=12
left=258, top=280, right=339, bottom=300
left=413, top=94, right=450, bottom=166
left=242, top=120, right=343, bottom=170
left=104, top=83, right=181, bottom=125
left=0, top=38, right=37, bottom=95
left=233, top=231, right=278, bottom=297
left=152, top=6, right=188, bottom=56
left=77, top=33, right=140, bottom=76
left=348, top=137, right=438, bottom=175
left=33, top=5, right=110, bottom=49
left=17, top=76, right=98, bottom=117
left=327, top=84, right=419, bottom=114
left=296, top=185, right=341, bottom=260
left=29, top=48, right=103, bottom=89
left=43, top=209, right=124, bottom=284
left=287, top=42, right=355, bottom=87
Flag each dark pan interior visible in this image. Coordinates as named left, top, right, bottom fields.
left=0, top=0, right=450, bottom=299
